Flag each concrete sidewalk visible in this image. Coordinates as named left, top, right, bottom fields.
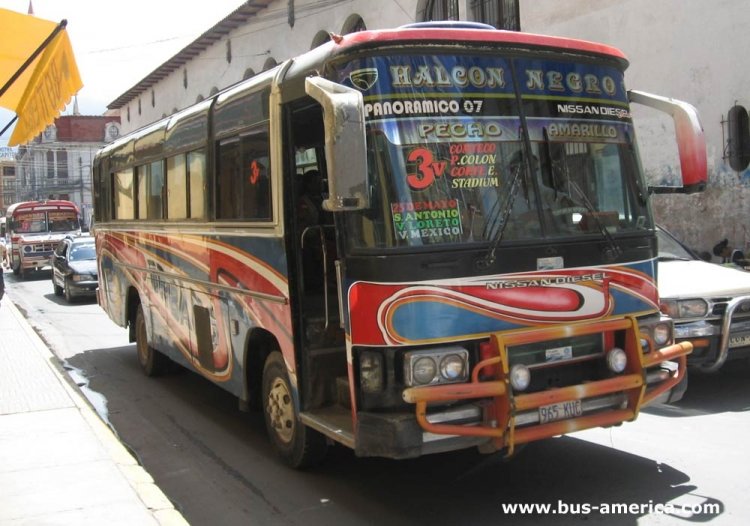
left=0, top=294, right=189, bottom=525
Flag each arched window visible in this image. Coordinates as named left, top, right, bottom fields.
left=469, top=0, right=520, bottom=30
left=262, top=57, right=277, bottom=71
left=310, top=30, right=331, bottom=49
left=242, top=67, right=256, bottom=80
left=416, top=0, right=459, bottom=21
left=209, top=86, right=219, bottom=97
left=341, top=14, right=366, bottom=34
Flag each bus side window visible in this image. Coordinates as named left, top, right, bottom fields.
left=167, top=154, right=188, bottom=219
left=216, top=126, right=271, bottom=222
left=216, top=137, right=242, bottom=220
left=114, top=169, right=135, bottom=220
left=241, top=128, right=271, bottom=221
left=188, top=149, right=207, bottom=219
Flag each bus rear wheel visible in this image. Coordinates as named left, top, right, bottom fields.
left=135, top=304, right=168, bottom=377
left=262, top=351, right=327, bottom=468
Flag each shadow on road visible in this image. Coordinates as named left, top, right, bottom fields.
left=646, top=361, right=750, bottom=418
left=64, top=344, right=725, bottom=526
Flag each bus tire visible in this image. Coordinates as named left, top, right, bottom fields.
left=262, top=351, right=327, bottom=469
left=135, top=304, right=168, bottom=377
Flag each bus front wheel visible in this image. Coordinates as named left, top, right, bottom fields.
left=135, top=305, right=168, bottom=377
left=262, top=351, right=327, bottom=468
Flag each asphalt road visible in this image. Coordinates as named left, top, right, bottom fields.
left=5, top=269, right=749, bottom=526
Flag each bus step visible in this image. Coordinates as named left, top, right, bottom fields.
left=300, top=405, right=354, bottom=448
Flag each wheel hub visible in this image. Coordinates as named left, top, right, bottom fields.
left=267, top=377, right=295, bottom=443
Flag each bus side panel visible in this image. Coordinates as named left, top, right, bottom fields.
left=96, top=228, right=294, bottom=398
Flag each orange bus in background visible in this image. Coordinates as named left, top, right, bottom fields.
left=5, top=200, right=81, bottom=278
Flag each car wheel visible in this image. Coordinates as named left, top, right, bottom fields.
left=53, top=275, right=63, bottom=296
left=262, top=351, right=327, bottom=468
left=135, top=304, right=168, bottom=377
left=64, top=280, right=74, bottom=302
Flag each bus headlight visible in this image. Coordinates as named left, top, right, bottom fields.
left=404, top=347, right=468, bottom=387
left=652, top=323, right=671, bottom=346
left=413, top=357, right=437, bottom=385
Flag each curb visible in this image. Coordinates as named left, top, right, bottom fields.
left=6, top=299, right=189, bottom=526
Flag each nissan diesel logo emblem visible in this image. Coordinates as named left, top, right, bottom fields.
left=349, top=68, right=378, bottom=91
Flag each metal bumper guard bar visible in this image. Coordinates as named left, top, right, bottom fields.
left=700, top=294, right=750, bottom=373
left=403, top=317, right=692, bottom=454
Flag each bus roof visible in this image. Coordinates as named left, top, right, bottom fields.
left=332, top=25, right=629, bottom=66
left=6, top=200, right=80, bottom=216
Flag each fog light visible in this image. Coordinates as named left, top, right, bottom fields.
left=509, top=364, right=531, bottom=391
left=413, top=357, right=437, bottom=385
left=606, top=347, right=627, bottom=373
left=440, top=354, right=465, bottom=380
left=653, top=323, right=671, bottom=346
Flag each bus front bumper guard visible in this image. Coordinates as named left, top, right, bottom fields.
left=402, top=317, right=692, bottom=454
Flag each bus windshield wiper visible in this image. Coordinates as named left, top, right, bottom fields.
left=568, top=180, right=623, bottom=261
left=476, top=162, right=525, bottom=270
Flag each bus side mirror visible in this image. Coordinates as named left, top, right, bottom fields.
left=628, top=90, right=707, bottom=194
left=305, top=76, right=369, bottom=211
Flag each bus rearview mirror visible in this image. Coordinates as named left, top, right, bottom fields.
left=305, top=76, right=369, bottom=211
left=628, top=90, right=707, bottom=194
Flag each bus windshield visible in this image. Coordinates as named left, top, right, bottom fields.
left=12, top=210, right=79, bottom=234
left=335, top=53, right=650, bottom=251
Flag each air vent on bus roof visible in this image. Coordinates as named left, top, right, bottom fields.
left=399, top=21, right=496, bottom=30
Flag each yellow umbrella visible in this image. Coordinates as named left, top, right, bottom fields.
left=0, top=7, right=83, bottom=146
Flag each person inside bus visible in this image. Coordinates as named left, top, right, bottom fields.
left=297, top=169, right=337, bottom=294
left=297, top=169, right=324, bottom=227
left=504, top=149, right=578, bottom=238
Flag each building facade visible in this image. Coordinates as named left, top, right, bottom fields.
left=106, top=0, right=745, bottom=256
left=1, top=147, right=17, bottom=215
left=520, top=0, right=750, bottom=258
left=15, top=115, right=121, bottom=226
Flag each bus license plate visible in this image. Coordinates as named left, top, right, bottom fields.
left=539, top=400, right=582, bottom=424
left=729, top=334, right=750, bottom=348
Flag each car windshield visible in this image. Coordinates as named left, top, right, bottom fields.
left=334, top=52, right=650, bottom=252
left=657, top=228, right=695, bottom=261
left=69, top=243, right=96, bottom=261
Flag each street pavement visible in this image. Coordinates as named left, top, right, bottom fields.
left=0, top=271, right=189, bottom=526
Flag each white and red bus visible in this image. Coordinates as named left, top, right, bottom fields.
left=92, top=22, right=706, bottom=467
left=5, top=200, right=81, bottom=278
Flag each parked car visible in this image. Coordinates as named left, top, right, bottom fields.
left=657, top=225, right=750, bottom=372
left=50, top=235, right=98, bottom=302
